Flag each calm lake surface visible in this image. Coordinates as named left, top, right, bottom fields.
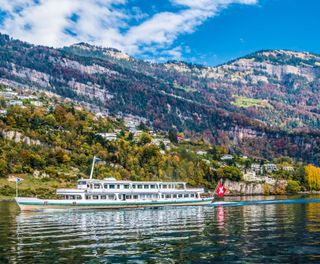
left=1, top=195, right=320, bottom=263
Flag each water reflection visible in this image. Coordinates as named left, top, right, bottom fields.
left=1, top=197, right=320, bottom=263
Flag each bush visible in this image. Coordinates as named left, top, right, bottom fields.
left=263, top=183, right=270, bottom=195
left=0, top=185, right=15, bottom=196
left=286, top=180, right=301, bottom=193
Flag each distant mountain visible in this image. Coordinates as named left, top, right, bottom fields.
left=0, top=33, right=319, bottom=163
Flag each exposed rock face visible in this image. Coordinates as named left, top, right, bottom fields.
left=224, top=179, right=288, bottom=195
left=224, top=179, right=265, bottom=195
left=1, top=130, right=41, bottom=145
left=33, top=170, right=49, bottom=179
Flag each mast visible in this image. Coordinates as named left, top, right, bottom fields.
left=89, top=156, right=96, bottom=180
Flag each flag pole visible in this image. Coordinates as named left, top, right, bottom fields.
left=89, top=156, right=96, bottom=180
left=16, top=180, right=18, bottom=198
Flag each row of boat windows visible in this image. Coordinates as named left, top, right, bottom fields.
left=79, top=182, right=184, bottom=190
left=63, top=193, right=196, bottom=200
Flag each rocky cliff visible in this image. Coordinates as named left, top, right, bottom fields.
left=224, top=179, right=287, bottom=196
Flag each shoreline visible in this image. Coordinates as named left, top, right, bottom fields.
left=224, top=191, right=320, bottom=197
left=2, top=192, right=320, bottom=202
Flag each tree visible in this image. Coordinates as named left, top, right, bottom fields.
left=45, top=114, right=57, bottom=127
left=168, top=129, right=178, bottom=144
left=305, top=164, right=320, bottom=190
left=127, top=132, right=134, bottom=141
left=138, top=132, right=151, bottom=146
left=286, top=180, right=301, bottom=193
left=137, top=122, right=148, bottom=131
left=0, top=159, right=8, bottom=178
left=217, top=166, right=242, bottom=181
left=293, top=165, right=305, bottom=183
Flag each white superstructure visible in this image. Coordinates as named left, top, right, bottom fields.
left=57, top=177, right=206, bottom=202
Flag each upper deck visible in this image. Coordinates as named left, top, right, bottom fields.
left=56, top=177, right=205, bottom=195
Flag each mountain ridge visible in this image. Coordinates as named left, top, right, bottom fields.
left=0, top=33, right=319, bottom=163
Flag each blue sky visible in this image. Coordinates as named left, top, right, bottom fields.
left=0, top=0, right=318, bottom=65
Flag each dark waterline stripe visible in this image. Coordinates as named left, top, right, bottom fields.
left=210, top=198, right=320, bottom=207
left=18, top=198, right=212, bottom=206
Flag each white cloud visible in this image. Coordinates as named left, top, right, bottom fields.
left=0, top=0, right=257, bottom=60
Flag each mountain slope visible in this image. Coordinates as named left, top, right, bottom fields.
left=0, top=34, right=320, bottom=163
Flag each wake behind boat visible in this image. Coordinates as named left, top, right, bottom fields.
left=15, top=177, right=213, bottom=211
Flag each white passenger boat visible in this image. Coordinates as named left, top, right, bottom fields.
left=15, top=178, right=213, bottom=211
left=15, top=156, right=214, bottom=211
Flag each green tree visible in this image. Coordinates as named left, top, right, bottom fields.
left=138, top=132, right=152, bottom=146
left=286, top=180, right=301, bottom=193
left=217, top=166, right=242, bottom=181
left=0, top=159, right=8, bottom=178
left=168, top=129, right=178, bottom=144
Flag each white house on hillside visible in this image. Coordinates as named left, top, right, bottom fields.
left=221, top=154, right=233, bottom=161
left=96, top=132, right=117, bottom=141
left=261, top=163, right=278, bottom=173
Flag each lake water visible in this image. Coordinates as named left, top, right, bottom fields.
left=1, top=196, right=320, bottom=263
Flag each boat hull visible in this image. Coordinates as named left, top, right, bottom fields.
left=15, top=197, right=213, bottom=211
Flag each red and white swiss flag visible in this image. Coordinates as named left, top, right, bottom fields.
left=215, top=181, right=226, bottom=198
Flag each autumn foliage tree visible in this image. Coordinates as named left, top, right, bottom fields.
left=305, top=164, right=320, bottom=190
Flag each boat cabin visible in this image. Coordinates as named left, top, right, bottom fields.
left=57, top=177, right=204, bottom=201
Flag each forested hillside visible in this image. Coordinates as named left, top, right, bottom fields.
left=0, top=34, right=319, bottom=163
left=1, top=85, right=320, bottom=198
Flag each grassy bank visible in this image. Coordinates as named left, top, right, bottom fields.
left=0, top=177, right=75, bottom=200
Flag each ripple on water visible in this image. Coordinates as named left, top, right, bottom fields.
left=1, top=199, right=320, bottom=263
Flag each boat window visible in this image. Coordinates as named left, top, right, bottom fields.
left=162, top=184, right=167, bottom=189
left=178, top=194, right=183, bottom=198
left=94, top=184, right=101, bottom=189
left=173, top=194, right=177, bottom=198
left=190, top=194, right=195, bottom=198
left=124, top=184, right=130, bottom=189
left=76, top=196, right=82, bottom=200
left=137, top=185, right=143, bottom=189
left=144, top=185, right=149, bottom=189
left=161, top=195, right=165, bottom=199
left=117, top=184, right=120, bottom=189
left=133, top=195, right=138, bottom=199
left=184, top=194, right=189, bottom=198
left=109, top=184, right=115, bottom=189
left=168, top=185, right=171, bottom=189
left=86, top=195, right=91, bottom=200
left=93, top=195, right=99, bottom=200
left=126, top=195, right=132, bottom=199
left=132, top=185, right=136, bottom=189
left=78, top=181, right=87, bottom=185
left=104, top=184, right=108, bottom=189
left=108, top=194, right=115, bottom=200
left=150, top=184, right=155, bottom=189
left=165, top=194, right=171, bottom=199
left=100, top=195, right=106, bottom=199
